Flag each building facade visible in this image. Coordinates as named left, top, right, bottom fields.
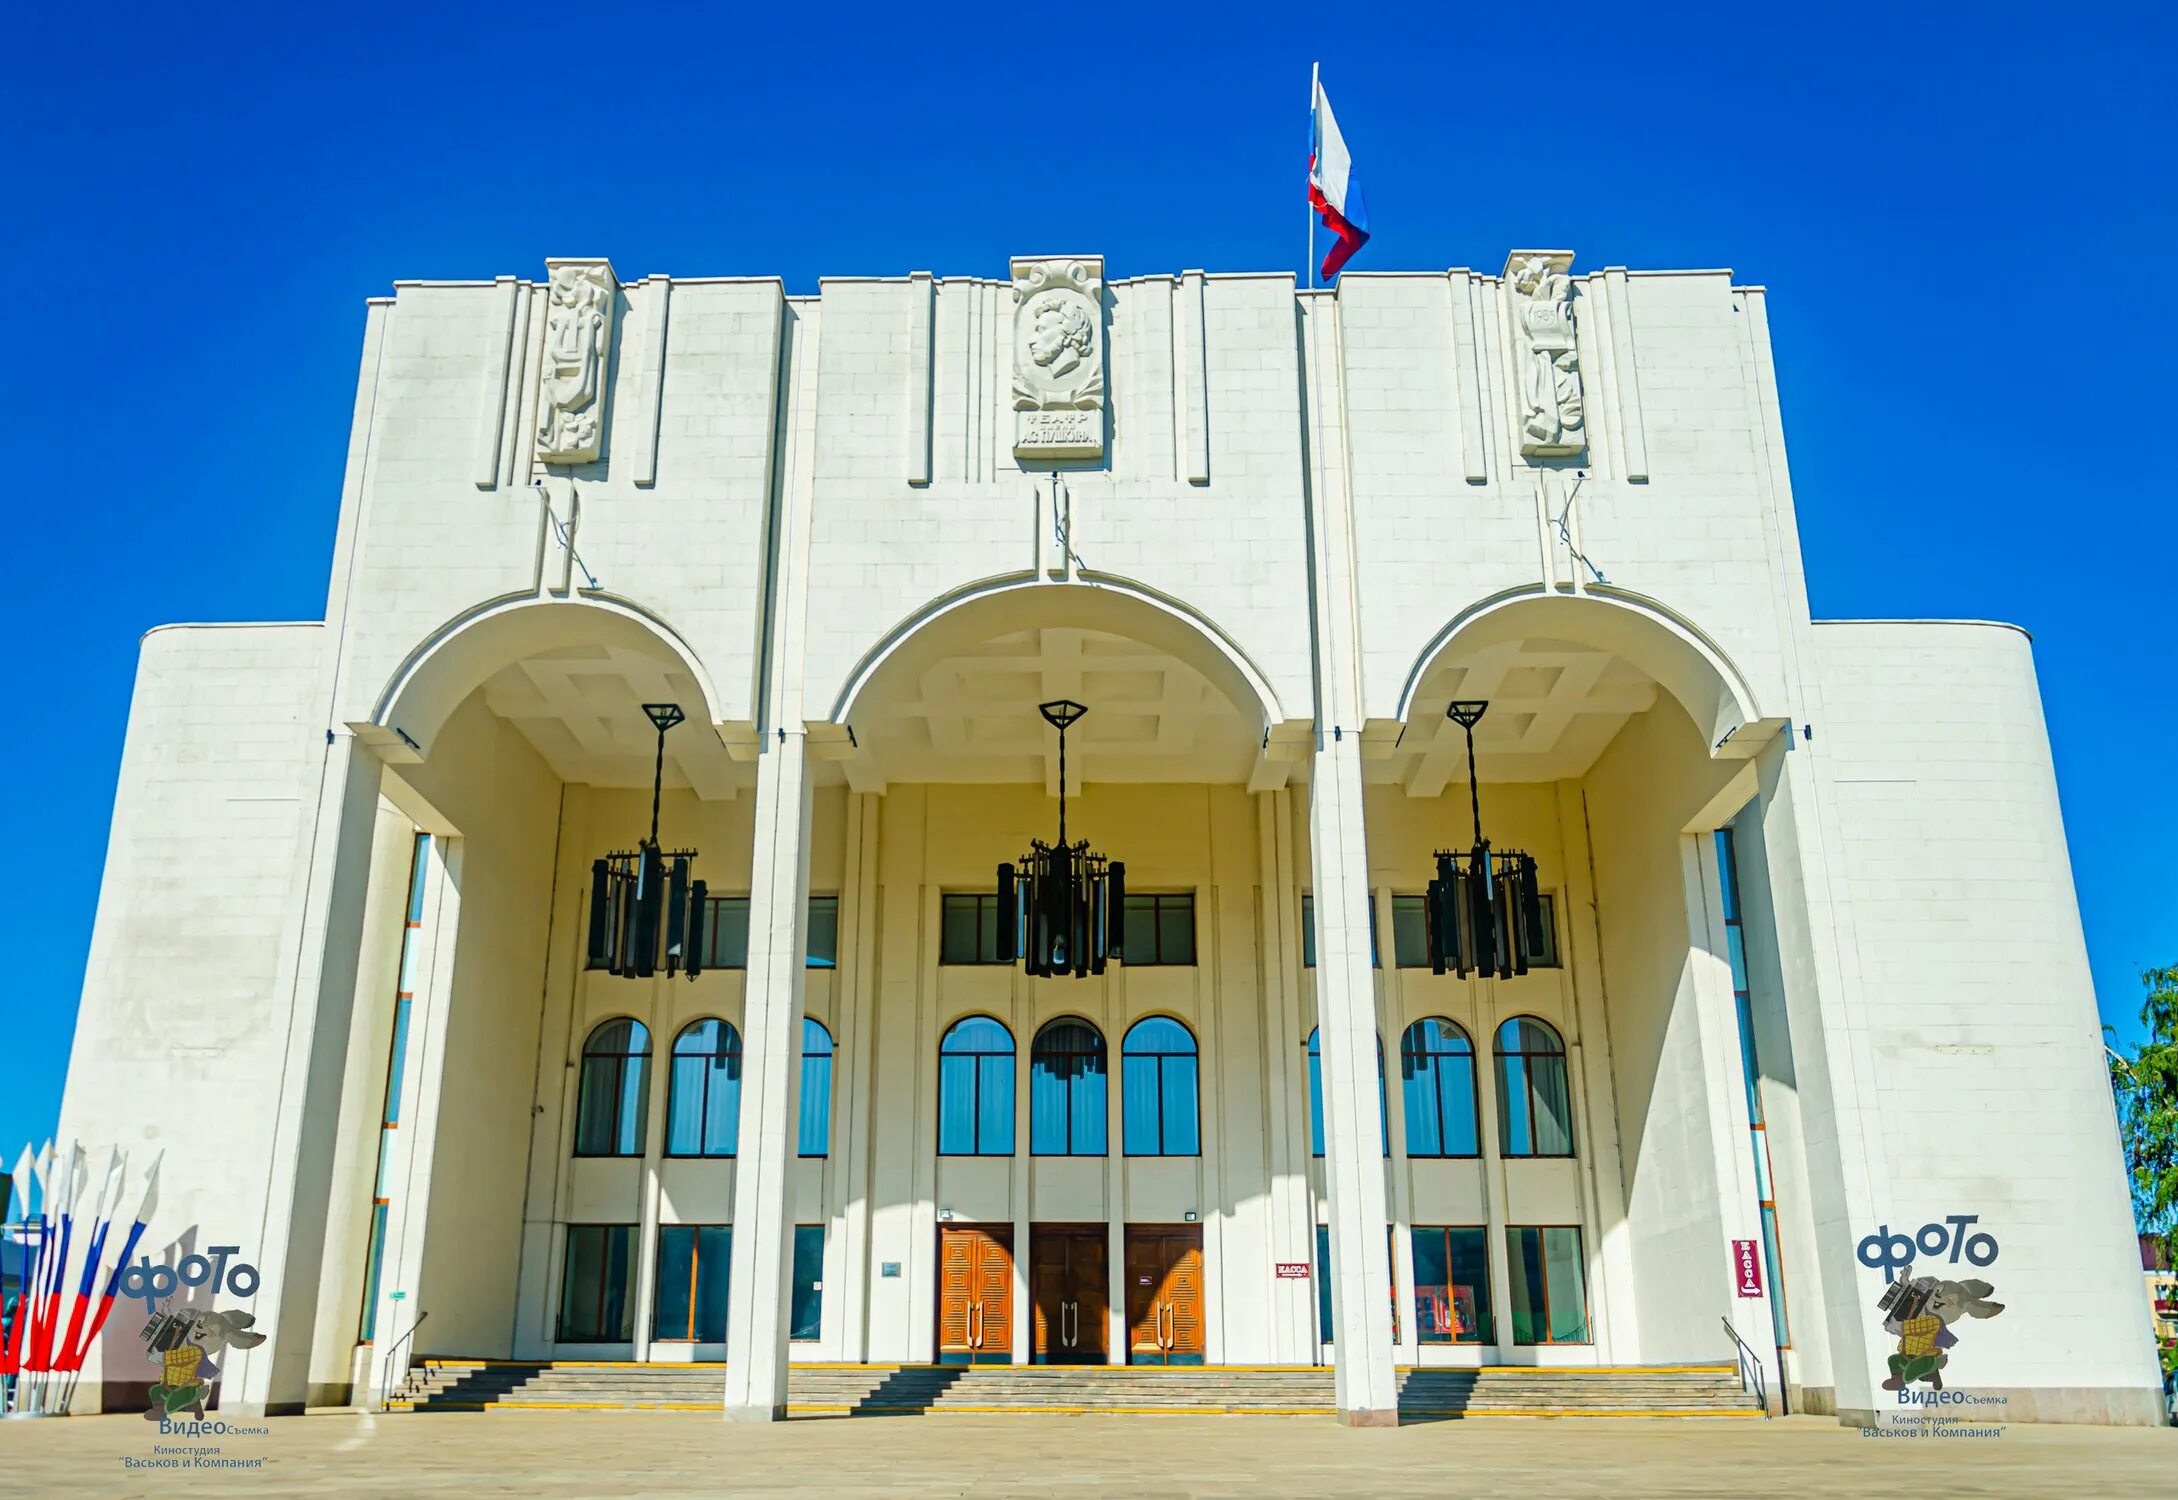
left=57, top=250, right=2163, bottom=1427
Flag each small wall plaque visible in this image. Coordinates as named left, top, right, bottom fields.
left=880, top=1261, right=902, bottom=1279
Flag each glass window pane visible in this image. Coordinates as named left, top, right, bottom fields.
left=1122, top=1054, right=1158, bottom=1154
left=1506, top=1227, right=1547, bottom=1345
left=798, top=1048, right=832, bottom=1156
left=704, top=1047, right=739, bottom=1156
left=1391, top=896, right=1428, bottom=969
left=805, top=896, right=839, bottom=968
left=1307, top=1031, right=1324, bottom=1157
left=941, top=895, right=981, bottom=965
left=938, top=1054, right=977, bottom=1154
left=574, top=1057, right=616, bottom=1155
left=406, top=833, right=431, bottom=920
left=654, top=1225, right=696, bottom=1340
left=1402, top=1047, right=1442, bottom=1156
left=559, top=1226, right=602, bottom=1340
left=384, top=999, right=412, bottom=1126
left=1761, top=1204, right=1790, bottom=1347
left=790, top=1225, right=825, bottom=1341
left=1498, top=1055, right=1533, bottom=1157
left=712, top=898, right=750, bottom=969
left=1412, top=1228, right=1451, bottom=1343
left=1450, top=1228, right=1490, bottom=1343
left=1533, top=1055, right=1572, bottom=1157
left=359, top=1201, right=389, bottom=1342
left=667, top=1053, right=705, bottom=1155
left=943, top=1016, right=1012, bottom=1054
left=1031, top=1045, right=1071, bottom=1154
left=1544, top=1227, right=1589, bottom=1343
left=618, top=1054, right=649, bottom=1155
left=1301, top=893, right=1316, bottom=968
left=1122, top=897, right=1156, bottom=964
left=696, top=1226, right=732, bottom=1342
left=1158, top=898, right=1194, bottom=964
left=1072, top=1051, right=1106, bottom=1154
left=978, top=1055, right=1014, bottom=1155
left=1441, top=1048, right=1477, bottom=1157
left=1161, top=1055, right=1199, bottom=1155
left=602, top=1225, right=633, bottom=1341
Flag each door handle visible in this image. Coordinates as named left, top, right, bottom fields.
left=969, top=1301, right=982, bottom=1349
left=1159, top=1303, right=1173, bottom=1350
left=1061, top=1300, right=1075, bottom=1348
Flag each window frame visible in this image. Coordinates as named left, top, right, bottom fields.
left=798, top=1017, right=834, bottom=1158
left=1493, top=1015, right=1575, bottom=1160
left=936, top=1014, right=1017, bottom=1157
left=1410, top=1224, right=1494, bottom=1345
left=1029, top=1016, right=1108, bottom=1157
left=1120, top=1015, right=1201, bottom=1157
left=557, top=1222, right=637, bottom=1344
left=572, top=1017, right=652, bottom=1159
left=697, top=894, right=839, bottom=969
left=1119, top=892, right=1197, bottom=967
left=664, top=1017, right=742, bottom=1159
left=1506, top=1223, right=1592, bottom=1345
left=1399, top=1017, right=1481, bottom=1159
left=652, top=1222, right=732, bottom=1343
left=938, top=891, right=1019, bottom=966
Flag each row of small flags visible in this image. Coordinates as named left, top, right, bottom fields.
left=2, top=1140, right=162, bottom=1415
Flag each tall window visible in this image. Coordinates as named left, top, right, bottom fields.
left=1400, top=1018, right=1479, bottom=1158
left=1412, top=1226, right=1493, bottom=1343
left=1121, top=1017, right=1200, bottom=1156
left=1030, top=1018, right=1107, bottom=1156
left=1120, top=893, right=1196, bottom=966
left=558, top=1223, right=635, bottom=1342
left=938, top=1016, right=1015, bottom=1155
left=654, top=1224, right=731, bottom=1342
left=791, top=1224, right=825, bottom=1341
left=1307, top=1028, right=1388, bottom=1157
left=574, top=1018, right=651, bottom=1157
left=697, top=895, right=839, bottom=968
left=1506, top=1225, right=1590, bottom=1344
left=359, top=831, right=429, bottom=1343
left=1718, top=827, right=1790, bottom=1348
left=1314, top=1224, right=1400, bottom=1342
left=799, top=1018, right=834, bottom=1158
left=666, top=1019, right=741, bottom=1157
left=1494, top=1016, right=1573, bottom=1158
left=1300, top=892, right=1379, bottom=968
left=940, top=892, right=1017, bottom=965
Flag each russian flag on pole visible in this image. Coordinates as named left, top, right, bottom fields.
left=1309, top=67, right=1370, bottom=280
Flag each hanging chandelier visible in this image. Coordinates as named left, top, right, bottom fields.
left=996, top=700, right=1126, bottom=978
left=585, top=703, right=709, bottom=980
left=1425, top=700, right=1549, bottom=979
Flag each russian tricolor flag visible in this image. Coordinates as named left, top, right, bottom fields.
left=1309, top=66, right=1370, bottom=280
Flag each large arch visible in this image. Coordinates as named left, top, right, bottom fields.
left=360, top=592, right=732, bottom=765
left=1394, top=586, right=1781, bottom=758
left=828, top=574, right=1288, bottom=737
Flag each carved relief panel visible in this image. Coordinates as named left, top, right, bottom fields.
left=536, top=259, right=619, bottom=465
left=1011, top=255, right=1106, bottom=462
left=1505, top=250, right=1584, bottom=459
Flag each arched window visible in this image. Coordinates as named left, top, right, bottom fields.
left=1401, top=1018, right=1479, bottom=1158
left=666, top=1019, right=741, bottom=1157
left=938, top=1016, right=1015, bottom=1155
left=798, top=1018, right=834, bottom=1158
left=1495, top=1017, right=1574, bottom=1158
left=1307, top=1027, right=1388, bottom=1158
left=1122, top=1017, right=1200, bottom=1156
left=1030, top=1018, right=1107, bottom=1155
left=574, top=1018, right=651, bottom=1157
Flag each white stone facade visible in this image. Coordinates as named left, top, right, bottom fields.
left=54, top=253, right=2161, bottom=1428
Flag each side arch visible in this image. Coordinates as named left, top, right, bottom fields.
left=1395, top=586, right=1778, bottom=756
left=361, top=592, right=729, bottom=763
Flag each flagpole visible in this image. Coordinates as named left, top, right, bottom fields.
left=1307, top=62, right=1318, bottom=291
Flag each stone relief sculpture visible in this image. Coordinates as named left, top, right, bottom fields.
left=1506, top=250, right=1584, bottom=458
left=536, top=259, right=618, bottom=465
left=1011, top=255, right=1105, bottom=461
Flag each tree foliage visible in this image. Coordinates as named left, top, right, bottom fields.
left=2109, top=964, right=2178, bottom=1380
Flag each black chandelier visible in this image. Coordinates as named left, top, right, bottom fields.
left=995, top=700, right=1126, bottom=978
left=1424, top=701, right=1550, bottom=979
left=584, top=703, right=709, bottom=980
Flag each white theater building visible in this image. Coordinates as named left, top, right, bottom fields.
left=58, top=248, right=2162, bottom=1428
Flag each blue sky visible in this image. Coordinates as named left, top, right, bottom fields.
left=3, top=3, right=2171, bottom=1158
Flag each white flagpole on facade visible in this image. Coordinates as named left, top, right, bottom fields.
left=1307, top=62, right=1319, bottom=291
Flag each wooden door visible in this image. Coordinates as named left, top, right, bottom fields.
left=1032, top=1227, right=1108, bottom=1364
left=936, top=1225, right=1014, bottom=1364
left=1124, top=1225, right=1205, bottom=1365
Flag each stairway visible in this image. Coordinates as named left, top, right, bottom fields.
left=391, top=1360, right=1762, bottom=1418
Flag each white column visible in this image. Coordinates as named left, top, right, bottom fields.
left=1308, top=737, right=1400, bottom=1423
left=722, top=732, right=814, bottom=1420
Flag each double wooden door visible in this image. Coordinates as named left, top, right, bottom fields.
left=936, top=1225, right=1014, bottom=1364
left=1125, top=1225, right=1205, bottom=1365
left=1030, top=1226, right=1108, bottom=1364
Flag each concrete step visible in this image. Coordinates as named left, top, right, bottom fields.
left=394, top=1359, right=1761, bottom=1418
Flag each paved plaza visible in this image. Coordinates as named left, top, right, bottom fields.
left=0, top=1412, right=2172, bottom=1498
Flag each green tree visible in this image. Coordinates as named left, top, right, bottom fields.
left=2109, top=964, right=2178, bottom=1380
